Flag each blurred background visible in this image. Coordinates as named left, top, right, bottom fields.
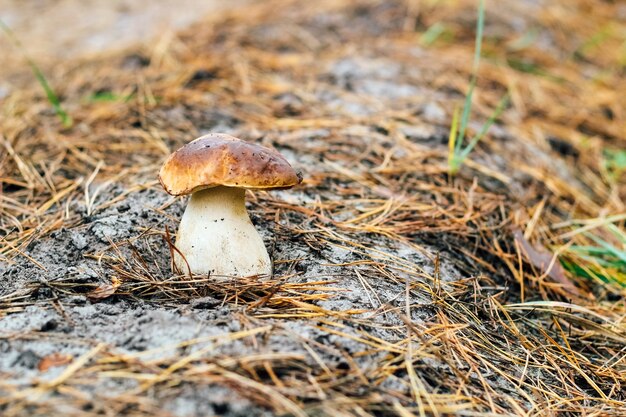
left=0, top=0, right=248, bottom=72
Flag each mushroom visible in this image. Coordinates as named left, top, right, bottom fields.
left=158, top=133, right=301, bottom=278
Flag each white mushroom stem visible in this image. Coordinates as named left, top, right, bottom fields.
left=173, top=186, right=272, bottom=278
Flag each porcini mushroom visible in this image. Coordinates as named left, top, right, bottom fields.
left=159, top=133, right=301, bottom=278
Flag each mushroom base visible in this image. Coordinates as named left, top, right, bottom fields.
left=173, top=186, right=272, bottom=279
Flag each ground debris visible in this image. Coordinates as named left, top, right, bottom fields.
left=1, top=0, right=625, bottom=416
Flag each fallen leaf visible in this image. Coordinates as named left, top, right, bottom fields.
left=38, top=353, right=73, bottom=371
left=87, top=276, right=121, bottom=301
left=513, top=230, right=583, bottom=297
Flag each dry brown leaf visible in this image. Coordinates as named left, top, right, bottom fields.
left=87, top=276, right=121, bottom=301
left=38, top=353, right=73, bottom=371
left=513, top=229, right=583, bottom=297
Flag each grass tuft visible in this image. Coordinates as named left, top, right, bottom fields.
left=0, top=19, right=72, bottom=128
left=447, top=0, right=508, bottom=176
left=562, top=222, right=626, bottom=288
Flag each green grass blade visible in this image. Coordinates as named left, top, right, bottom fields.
left=561, top=258, right=625, bottom=287
left=472, top=0, right=486, bottom=75
left=0, top=19, right=72, bottom=127
left=569, top=245, right=616, bottom=257
left=606, top=224, right=626, bottom=244
left=420, top=22, right=447, bottom=46
left=456, top=0, right=485, bottom=151
left=459, top=94, right=509, bottom=161
left=585, top=233, right=626, bottom=265
left=456, top=80, right=475, bottom=154
left=448, top=106, right=460, bottom=174
left=571, top=251, right=624, bottom=269
left=29, top=61, right=73, bottom=127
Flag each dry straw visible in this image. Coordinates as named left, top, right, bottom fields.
left=1, top=0, right=624, bottom=415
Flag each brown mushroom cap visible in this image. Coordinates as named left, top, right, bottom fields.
left=159, top=133, right=302, bottom=196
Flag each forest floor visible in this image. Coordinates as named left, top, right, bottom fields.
left=1, top=0, right=625, bottom=416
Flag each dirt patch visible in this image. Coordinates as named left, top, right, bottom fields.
left=0, top=0, right=250, bottom=67
left=1, top=0, right=625, bottom=416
